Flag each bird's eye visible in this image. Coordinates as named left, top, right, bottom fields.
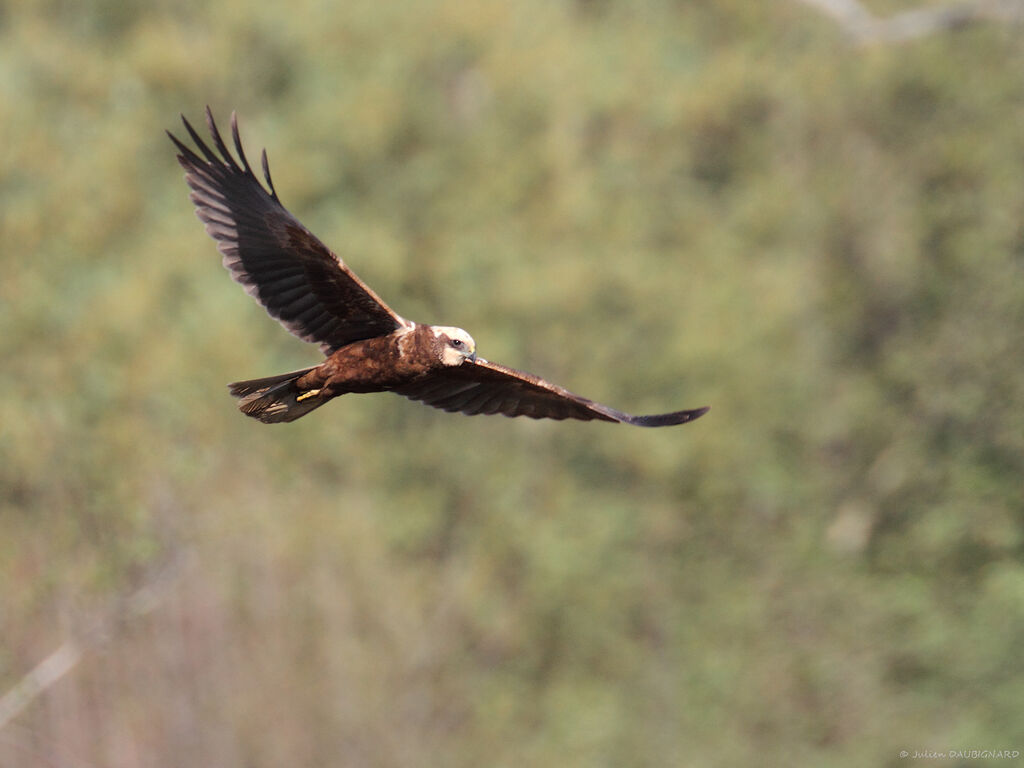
left=451, top=339, right=463, bottom=348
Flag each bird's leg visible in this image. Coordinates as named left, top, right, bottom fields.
left=293, top=366, right=333, bottom=402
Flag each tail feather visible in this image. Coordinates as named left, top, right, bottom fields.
left=228, top=366, right=326, bottom=423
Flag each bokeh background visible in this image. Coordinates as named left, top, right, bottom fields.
left=2, top=1, right=1024, bottom=765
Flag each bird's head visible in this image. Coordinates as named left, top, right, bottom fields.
left=431, top=326, right=477, bottom=366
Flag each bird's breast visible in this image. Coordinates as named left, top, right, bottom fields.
left=321, top=328, right=439, bottom=392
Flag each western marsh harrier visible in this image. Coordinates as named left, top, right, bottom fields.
left=169, top=109, right=709, bottom=427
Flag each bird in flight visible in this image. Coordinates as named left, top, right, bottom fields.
left=168, top=108, right=709, bottom=427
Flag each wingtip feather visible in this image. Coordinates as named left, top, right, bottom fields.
left=619, top=404, right=710, bottom=427
left=230, top=111, right=254, bottom=175
left=261, top=148, right=278, bottom=200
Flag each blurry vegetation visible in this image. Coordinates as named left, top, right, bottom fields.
left=2, top=0, right=1024, bottom=765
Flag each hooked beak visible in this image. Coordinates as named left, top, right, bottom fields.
left=469, top=350, right=477, bottom=363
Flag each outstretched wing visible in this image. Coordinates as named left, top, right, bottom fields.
left=394, top=358, right=710, bottom=427
left=168, top=107, right=409, bottom=354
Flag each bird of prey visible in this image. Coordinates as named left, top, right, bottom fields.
left=168, top=108, right=709, bottom=427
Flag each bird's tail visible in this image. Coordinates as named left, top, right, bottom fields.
left=228, top=366, right=326, bottom=424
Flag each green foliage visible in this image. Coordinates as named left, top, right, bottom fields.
left=2, top=1, right=1023, bottom=765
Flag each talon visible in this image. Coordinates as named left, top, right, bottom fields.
left=296, top=389, right=321, bottom=402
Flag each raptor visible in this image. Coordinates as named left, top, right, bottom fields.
left=169, top=109, right=709, bottom=427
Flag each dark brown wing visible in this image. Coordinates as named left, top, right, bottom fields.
left=168, top=107, right=409, bottom=354
left=393, top=358, right=710, bottom=427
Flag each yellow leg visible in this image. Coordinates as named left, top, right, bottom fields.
left=296, top=388, right=321, bottom=402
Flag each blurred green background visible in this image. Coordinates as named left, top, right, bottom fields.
left=2, top=0, right=1024, bottom=765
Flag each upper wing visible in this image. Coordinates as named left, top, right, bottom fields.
left=168, top=108, right=409, bottom=354
left=393, top=358, right=710, bottom=427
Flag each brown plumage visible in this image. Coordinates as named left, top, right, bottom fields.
left=169, top=108, right=709, bottom=427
